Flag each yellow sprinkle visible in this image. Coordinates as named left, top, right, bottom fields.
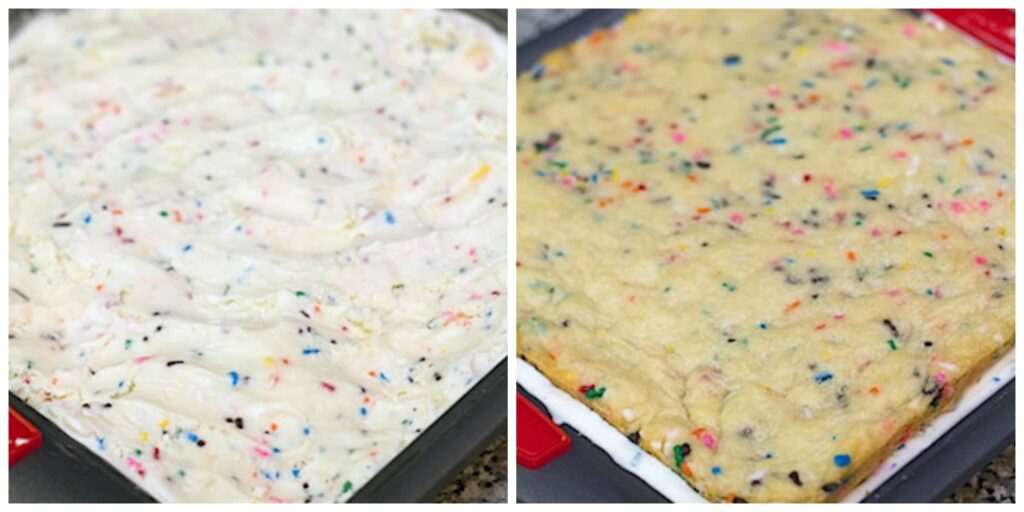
left=998, top=226, right=1006, bottom=236
left=806, top=250, right=816, bottom=258
left=876, top=176, right=892, bottom=188
left=263, top=357, right=275, bottom=366
left=469, top=164, right=490, bottom=181
left=665, top=344, right=676, bottom=353
left=159, top=418, right=169, bottom=429
left=139, top=432, right=149, bottom=443
left=901, top=263, right=911, bottom=271
left=610, top=169, right=619, bottom=182
left=677, top=244, right=688, bottom=252
left=796, top=45, right=808, bottom=57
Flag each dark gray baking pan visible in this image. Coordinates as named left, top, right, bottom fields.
left=515, top=8, right=1015, bottom=504
left=8, top=8, right=508, bottom=504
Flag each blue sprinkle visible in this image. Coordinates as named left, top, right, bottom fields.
left=292, top=467, right=301, bottom=478
left=228, top=371, right=240, bottom=387
left=359, top=407, right=368, bottom=416
left=834, top=454, right=852, bottom=467
left=531, top=64, right=546, bottom=80
left=832, top=435, right=838, bottom=441
left=860, top=189, right=880, bottom=199
left=800, top=80, right=815, bottom=88
left=711, top=466, right=722, bottom=475
left=940, top=57, right=955, bottom=67
left=316, top=136, right=326, bottom=145
left=117, top=380, right=124, bottom=388
left=183, top=244, right=193, bottom=252
left=302, top=348, right=320, bottom=355
left=384, top=211, right=395, bottom=224
left=303, top=427, right=311, bottom=436
left=815, top=372, right=834, bottom=383
left=723, top=55, right=742, bottom=66
left=379, top=372, right=390, bottom=383
left=74, top=37, right=85, bottom=48
left=186, top=432, right=199, bottom=443
left=84, top=213, right=92, bottom=224
left=765, top=452, right=773, bottom=459
left=758, top=322, right=768, bottom=330
left=97, top=437, right=106, bottom=451
left=993, top=376, right=1001, bottom=383
left=767, top=137, right=788, bottom=145
left=261, top=470, right=273, bottom=481
left=865, top=78, right=879, bottom=89
left=272, top=447, right=281, bottom=454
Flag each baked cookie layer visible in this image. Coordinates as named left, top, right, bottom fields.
left=517, top=10, right=1013, bottom=502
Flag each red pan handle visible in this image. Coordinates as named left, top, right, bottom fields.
left=517, top=392, right=571, bottom=469
left=9, top=407, right=43, bottom=466
left=927, top=9, right=1015, bottom=59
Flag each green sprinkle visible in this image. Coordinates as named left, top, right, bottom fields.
left=159, top=211, right=169, bottom=217
left=391, top=283, right=405, bottom=290
left=923, top=251, right=934, bottom=258
left=760, top=125, right=783, bottom=141
left=342, top=481, right=353, bottom=493
left=295, top=291, right=306, bottom=297
left=887, top=339, right=898, bottom=351
left=125, top=338, right=133, bottom=349
left=673, top=444, right=687, bottom=466
left=721, top=282, right=737, bottom=292
left=584, top=386, right=606, bottom=399
left=954, top=187, right=965, bottom=196
left=664, top=286, right=672, bottom=293
left=857, top=144, right=874, bottom=153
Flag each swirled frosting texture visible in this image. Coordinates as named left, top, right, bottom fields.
left=10, top=9, right=506, bottom=503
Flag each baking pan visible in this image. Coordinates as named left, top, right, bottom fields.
left=8, top=8, right=508, bottom=504
left=515, top=8, right=1015, bottom=503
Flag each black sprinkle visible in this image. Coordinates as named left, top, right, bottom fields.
left=733, top=497, right=749, bottom=503
left=822, top=482, right=839, bottom=493
left=679, top=443, right=691, bottom=458
left=882, top=318, right=900, bottom=338
left=433, top=372, right=443, bottom=381
left=789, top=471, right=803, bottom=486
left=196, top=439, right=206, bottom=447
left=52, top=222, right=72, bottom=228
left=300, top=310, right=310, bottom=319
left=166, top=360, right=185, bottom=367
left=627, top=431, right=641, bottom=444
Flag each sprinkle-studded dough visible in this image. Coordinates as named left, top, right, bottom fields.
left=10, top=10, right=506, bottom=503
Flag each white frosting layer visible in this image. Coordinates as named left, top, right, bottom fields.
left=10, top=9, right=506, bottom=503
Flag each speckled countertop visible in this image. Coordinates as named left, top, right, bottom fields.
left=436, top=436, right=508, bottom=503
left=515, top=9, right=1013, bottom=505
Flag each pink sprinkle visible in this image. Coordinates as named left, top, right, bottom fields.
left=870, top=227, right=883, bottom=238
left=838, top=128, right=854, bottom=140
left=561, top=178, right=573, bottom=187
left=468, top=292, right=482, bottom=300
left=978, top=200, right=992, bottom=212
left=767, top=85, right=781, bottom=97
left=618, top=61, right=638, bottom=73
left=833, top=313, right=846, bottom=320
left=133, top=356, right=152, bottom=364
left=887, top=288, right=902, bottom=297
left=729, top=213, right=744, bottom=224
left=320, top=381, right=336, bottom=392
left=950, top=201, right=966, bottom=213
left=671, top=131, right=686, bottom=144
left=902, top=24, right=918, bottom=38
left=791, top=228, right=805, bottom=236
left=699, top=432, right=717, bottom=451
left=468, top=247, right=478, bottom=257
left=268, top=497, right=285, bottom=503
left=253, top=446, right=270, bottom=458
left=890, top=150, right=908, bottom=159
left=824, top=181, right=837, bottom=200
left=974, top=256, right=988, bottom=266
left=825, top=40, right=852, bottom=54
left=934, top=372, right=948, bottom=386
